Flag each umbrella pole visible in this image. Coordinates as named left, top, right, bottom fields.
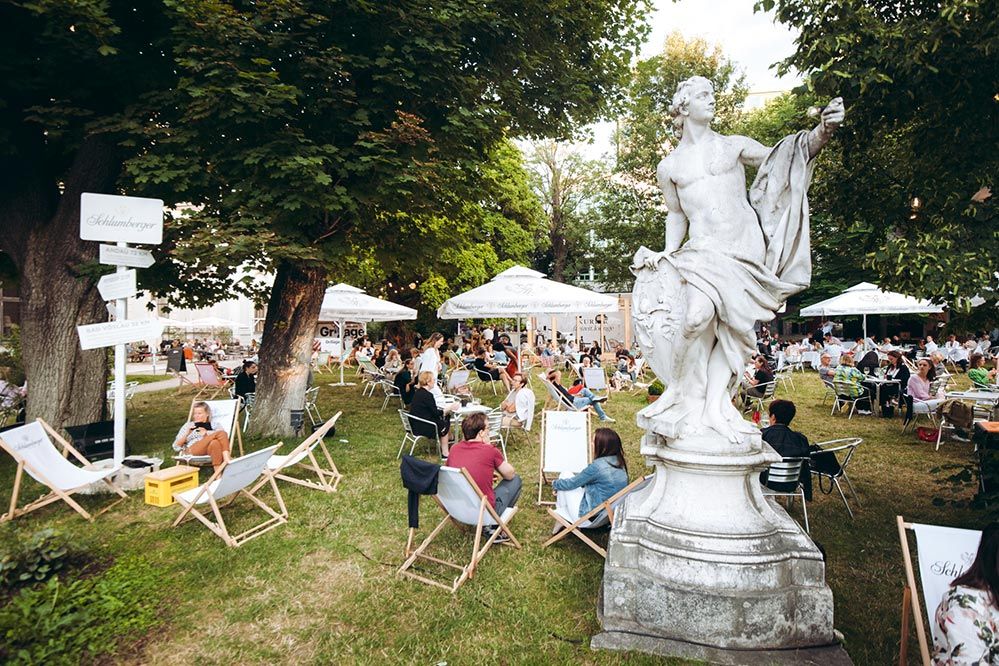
left=516, top=316, right=521, bottom=369
left=863, top=314, right=867, bottom=346
left=330, top=318, right=355, bottom=387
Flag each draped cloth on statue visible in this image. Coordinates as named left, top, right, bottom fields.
left=632, top=131, right=815, bottom=423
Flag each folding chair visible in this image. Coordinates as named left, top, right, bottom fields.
left=582, top=366, right=609, bottom=399
left=831, top=380, right=871, bottom=418
left=761, top=457, right=810, bottom=532
left=537, top=410, right=592, bottom=505
left=257, top=412, right=343, bottom=493
left=810, top=438, right=862, bottom=518
left=192, top=362, right=229, bottom=399
left=0, top=420, right=127, bottom=522
left=173, top=444, right=286, bottom=547
left=397, top=410, right=442, bottom=459
left=543, top=474, right=651, bottom=557
left=537, top=374, right=583, bottom=412
left=174, top=398, right=245, bottom=466
left=397, top=466, right=521, bottom=593
left=304, top=386, right=322, bottom=427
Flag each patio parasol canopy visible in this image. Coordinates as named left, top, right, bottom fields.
left=799, top=282, right=945, bottom=340
left=436, top=265, right=618, bottom=319
left=318, top=284, right=417, bottom=323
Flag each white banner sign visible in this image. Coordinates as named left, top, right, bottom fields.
left=97, top=270, right=137, bottom=302
left=911, top=522, right=982, bottom=642
left=99, top=244, right=155, bottom=268
left=80, top=193, right=164, bottom=245
left=543, top=410, right=590, bottom=474
left=77, top=319, right=164, bottom=350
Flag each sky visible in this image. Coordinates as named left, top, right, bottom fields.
left=583, top=0, right=803, bottom=159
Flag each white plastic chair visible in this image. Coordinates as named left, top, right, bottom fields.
left=173, top=444, right=286, bottom=547
left=0, top=420, right=127, bottom=522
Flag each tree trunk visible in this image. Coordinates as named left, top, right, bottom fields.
left=251, top=260, right=328, bottom=437
left=3, top=136, right=119, bottom=431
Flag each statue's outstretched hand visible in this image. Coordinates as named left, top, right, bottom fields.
left=821, top=97, right=845, bottom=133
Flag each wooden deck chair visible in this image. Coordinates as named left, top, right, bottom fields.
left=896, top=516, right=983, bottom=666
left=0, top=420, right=127, bottom=523
left=537, top=410, right=592, bottom=505
left=582, top=366, right=609, bottom=398
left=192, top=362, right=229, bottom=399
left=256, top=412, right=343, bottom=493
left=173, top=444, right=286, bottom=547
left=174, top=398, right=245, bottom=466
left=537, top=374, right=583, bottom=412
left=398, top=466, right=521, bottom=592
left=543, top=474, right=652, bottom=557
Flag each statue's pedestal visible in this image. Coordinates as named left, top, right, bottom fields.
left=592, top=431, right=850, bottom=664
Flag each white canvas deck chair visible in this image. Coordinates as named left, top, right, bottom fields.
left=0, top=420, right=127, bottom=522
left=896, top=516, right=983, bottom=666
left=582, top=366, right=609, bottom=397
left=537, top=410, right=591, bottom=505
left=256, top=412, right=343, bottom=493
left=174, top=398, right=245, bottom=466
left=192, top=362, right=229, bottom=399
left=173, top=444, right=286, bottom=547
left=538, top=374, right=582, bottom=412
left=397, top=466, right=521, bottom=592
left=543, top=474, right=651, bottom=558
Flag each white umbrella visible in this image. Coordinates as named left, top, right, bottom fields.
left=437, top=265, right=618, bottom=364
left=184, top=316, right=245, bottom=332
left=319, top=283, right=417, bottom=386
left=799, top=282, right=945, bottom=340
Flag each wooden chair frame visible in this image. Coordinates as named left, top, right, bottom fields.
left=397, top=467, right=521, bottom=593
left=0, top=419, right=127, bottom=523
left=175, top=398, right=245, bottom=466
left=173, top=445, right=287, bottom=548
left=254, top=412, right=343, bottom=494
left=896, top=516, right=932, bottom=666
left=192, top=362, right=230, bottom=400
left=543, top=474, right=651, bottom=558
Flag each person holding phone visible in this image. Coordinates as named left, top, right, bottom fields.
left=172, top=401, right=231, bottom=470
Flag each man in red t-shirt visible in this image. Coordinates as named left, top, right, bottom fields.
left=447, top=412, right=521, bottom=517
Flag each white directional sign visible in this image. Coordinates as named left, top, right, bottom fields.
left=97, top=270, right=137, bottom=302
left=80, top=193, right=164, bottom=245
left=77, top=319, right=164, bottom=351
left=99, top=244, right=155, bottom=268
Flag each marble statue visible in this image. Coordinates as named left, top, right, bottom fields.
left=631, top=75, right=844, bottom=445
left=593, top=79, right=852, bottom=661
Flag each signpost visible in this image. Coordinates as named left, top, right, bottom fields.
left=77, top=193, right=163, bottom=465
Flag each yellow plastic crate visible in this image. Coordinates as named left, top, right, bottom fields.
left=144, top=465, right=199, bottom=507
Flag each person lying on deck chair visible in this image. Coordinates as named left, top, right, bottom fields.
left=172, top=401, right=232, bottom=470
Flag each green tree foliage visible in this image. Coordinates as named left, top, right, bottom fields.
left=587, top=33, right=748, bottom=290
left=762, top=0, right=998, bottom=308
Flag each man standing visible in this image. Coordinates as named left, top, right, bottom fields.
left=447, top=412, right=521, bottom=539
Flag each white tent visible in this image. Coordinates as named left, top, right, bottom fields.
left=799, top=282, right=945, bottom=340
left=436, top=265, right=618, bottom=362
left=319, top=283, right=417, bottom=386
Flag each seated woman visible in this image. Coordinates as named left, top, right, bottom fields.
left=382, top=348, right=403, bottom=379
left=742, top=355, right=774, bottom=405
left=172, top=401, right=232, bottom=470
left=552, top=428, right=629, bottom=524
left=905, top=358, right=944, bottom=423
left=832, top=354, right=868, bottom=403
left=878, top=350, right=910, bottom=417
left=233, top=360, right=257, bottom=400
left=610, top=355, right=637, bottom=390
left=933, top=522, right=999, bottom=661
left=968, top=353, right=997, bottom=388
left=472, top=349, right=513, bottom=392
left=409, top=371, right=457, bottom=458
left=393, top=358, right=416, bottom=407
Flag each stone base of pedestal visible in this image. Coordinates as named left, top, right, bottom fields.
left=590, top=631, right=853, bottom=666
left=594, top=431, right=843, bottom=658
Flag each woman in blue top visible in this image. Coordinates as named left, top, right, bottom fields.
left=552, top=428, right=629, bottom=521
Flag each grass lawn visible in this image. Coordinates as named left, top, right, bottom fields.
left=125, top=374, right=173, bottom=386
left=0, top=368, right=985, bottom=665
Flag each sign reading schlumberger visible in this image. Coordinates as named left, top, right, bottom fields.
left=80, top=193, right=164, bottom=245
left=77, top=319, right=164, bottom=351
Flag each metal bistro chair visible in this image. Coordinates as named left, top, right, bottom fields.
left=486, top=408, right=507, bottom=459
left=304, top=386, right=322, bottom=427
left=380, top=380, right=403, bottom=412
left=761, top=457, right=810, bottom=533
left=397, top=410, right=442, bottom=460
left=229, top=388, right=256, bottom=432
left=472, top=366, right=499, bottom=396
left=820, top=377, right=837, bottom=406
left=831, top=380, right=871, bottom=419
left=743, top=380, right=777, bottom=414
left=810, top=438, right=862, bottom=519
